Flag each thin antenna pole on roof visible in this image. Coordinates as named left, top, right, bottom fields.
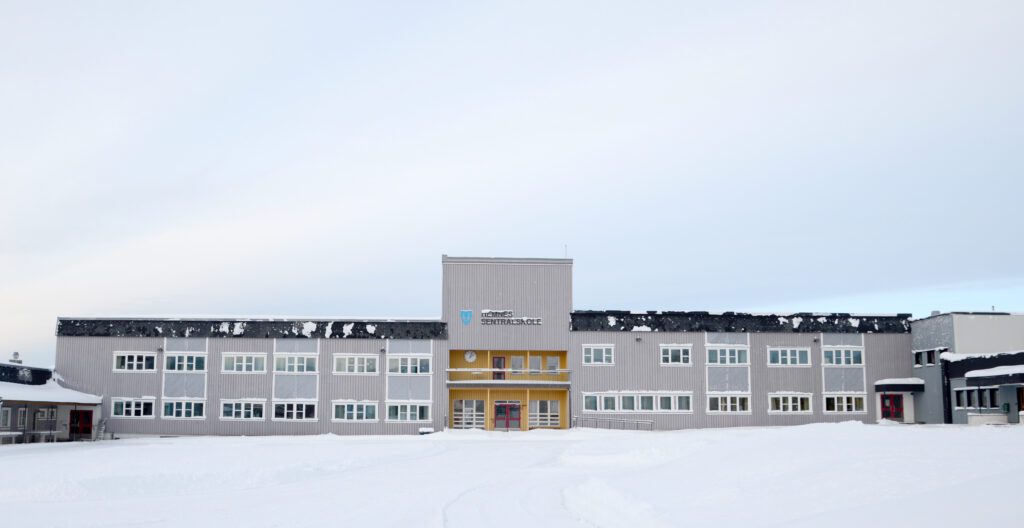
left=564, top=244, right=568, bottom=258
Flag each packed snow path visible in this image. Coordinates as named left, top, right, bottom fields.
left=2, top=422, right=1021, bottom=527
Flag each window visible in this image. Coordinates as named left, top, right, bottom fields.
left=0, top=408, right=9, bottom=428
left=954, top=388, right=999, bottom=409
left=273, top=402, right=317, bottom=421
left=914, top=352, right=923, bottom=367
left=221, top=401, right=265, bottom=420
left=823, top=349, right=863, bottom=365
left=660, top=345, right=691, bottom=365
left=17, top=409, right=27, bottom=427
left=386, top=403, right=430, bottom=422
left=769, top=394, right=812, bottom=413
left=453, top=400, right=485, bottom=429
left=34, top=408, right=56, bottom=420
left=114, top=353, right=156, bottom=372
left=333, top=355, right=378, bottom=375
left=529, top=400, right=560, bottom=427
left=165, top=354, right=207, bottom=372
left=707, top=348, right=749, bottom=365
left=529, top=356, right=542, bottom=372
left=583, top=393, right=693, bottom=413
left=583, top=346, right=614, bottom=365
left=222, top=354, right=266, bottom=373
left=926, top=350, right=936, bottom=365
left=510, top=356, right=525, bottom=373
left=162, top=400, right=205, bottom=419
left=768, top=348, right=810, bottom=366
left=274, top=355, right=317, bottom=373
left=387, top=357, right=430, bottom=374
left=546, top=356, right=560, bottom=371
left=112, top=398, right=155, bottom=418
left=707, top=395, right=750, bottom=413
left=333, top=402, right=378, bottom=422
left=824, top=395, right=866, bottom=413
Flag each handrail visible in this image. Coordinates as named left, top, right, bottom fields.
left=446, top=368, right=571, bottom=373
left=573, top=415, right=654, bottom=431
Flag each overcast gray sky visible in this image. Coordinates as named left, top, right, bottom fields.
left=2, top=2, right=1023, bottom=367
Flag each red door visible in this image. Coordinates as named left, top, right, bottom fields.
left=880, top=394, right=904, bottom=420
left=493, top=402, right=521, bottom=430
left=69, top=410, right=93, bottom=438
left=492, top=357, right=505, bottom=380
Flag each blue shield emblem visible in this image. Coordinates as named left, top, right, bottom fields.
left=460, top=310, right=473, bottom=326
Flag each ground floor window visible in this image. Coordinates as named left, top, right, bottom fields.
left=584, top=392, right=693, bottom=413
left=529, top=400, right=560, bottom=427
left=17, top=408, right=26, bottom=427
left=221, top=401, right=265, bottom=420
left=0, top=408, right=10, bottom=428
left=453, top=399, right=485, bottom=429
left=769, top=394, right=812, bottom=413
left=333, top=401, right=378, bottom=422
left=707, top=395, right=750, bottom=413
left=954, top=387, right=999, bottom=409
left=387, top=402, right=430, bottom=422
left=824, top=395, right=866, bottom=413
left=273, top=402, right=316, bottom=421
left=112, top=398, right=155, bottom=418
left=163, top=400, right=206, bottom=419
left=35, top=408, right=56, bottom=420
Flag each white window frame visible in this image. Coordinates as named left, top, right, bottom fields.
left=953, top=387, right=999, bottom=410
left=659, top=345, right=692, bottom=366
left=913, top=351, right=923, bottom=368
left=767, top=348, right=811, bottom=367
left=385, top=401, right=431, bottom=422
left=112, top=352, right=158, bottom=372
left=823, top=394, right=867, bottom=414
left=221, top=353, right=267, bottom=374
left=0, top=408, right=10, bottom=428
left=528, top=399, right=561, bottom=427
left=768, top=393, right=813, bottom=414
left=17, top=408, right=27, bottom=427
left=386, top=356, right=431, bottom=375
left=34, top=408, right=57, bottom=420
left=581, top=392, right=693, bottom=413
left=582, top=345, right=615, bottom=366
left=333, top=354, right=380, bottom=376
left=706, top=347, right=749, bottom=365
left=164, top=353, right=208, bottom=372
left=220, top=400, right=266, bottom=420
left=452, top=399, right=486, bottom=429
left=822, top=347, right=864, bottom=366
left=161, top=399, right=207, bottom=420
left=110, top=398, right=156, bottom=419
left=331, top=400, right=379, bottom=422
left=706, top=394, right=751, bottom=414
left=271, top=401, right=318, bottom=421
left=274, top=354, right=319, bottom=374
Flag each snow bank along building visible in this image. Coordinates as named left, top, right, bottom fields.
left=46, top=256, right=1024, bottom=438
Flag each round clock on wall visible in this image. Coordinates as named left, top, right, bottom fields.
left=464, top=350, right=477, bottom=363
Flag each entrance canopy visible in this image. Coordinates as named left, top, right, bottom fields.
left=0, top=380, right=101, bottom=405
left=874, top=377, right=925, bottom=393
left=965, top=365, right=1024, bottom=386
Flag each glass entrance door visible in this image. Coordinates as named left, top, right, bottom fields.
left=494, top=401, right=521, bottom=430
left=880, top=394, right=904, bottom=420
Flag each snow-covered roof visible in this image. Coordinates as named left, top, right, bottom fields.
left=940, top=350, right=1024, bottom=362
left=0, top=380, right=101, bottom=405
left=874, top=378, right=924, bottom=385
left=965, top=365, right=1024, bottom=379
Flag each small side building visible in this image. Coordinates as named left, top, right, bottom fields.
left=0, top=361, right=102, bottom=444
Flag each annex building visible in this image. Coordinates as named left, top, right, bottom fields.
left=41, top=255, right=1024, bottom=439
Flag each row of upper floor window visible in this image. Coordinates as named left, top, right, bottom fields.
left=109, top=397, right=431, bottom=422
left=112, top=353, right=430, bottom=375
left=582, top=345, right=865, bottom=366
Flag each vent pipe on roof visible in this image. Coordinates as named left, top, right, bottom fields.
left=9, top=351, right=22, bottom=364
left=930, top=311, right=940, bottom=317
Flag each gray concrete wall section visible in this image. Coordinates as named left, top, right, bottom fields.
left=953, top=314, right=1024, bottom=354
left=55, top=335, right=446, bottom=436
left=443, top=257, right=572, bottom=351
left=909, top=315, right=955, bottom=423
left=570, top=331, right=913, bottom=430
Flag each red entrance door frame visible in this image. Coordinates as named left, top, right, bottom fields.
left=494, top=402, right=521, bottom=430
left=880, top=394, right=904, bottom=420
left=69, top=410, right=93, bottom=438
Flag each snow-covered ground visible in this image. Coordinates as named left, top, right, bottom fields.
left=2, top=423, right=1021, bottom=527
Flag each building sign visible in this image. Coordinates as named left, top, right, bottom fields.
left=480, top=309, right=542, bottom=326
